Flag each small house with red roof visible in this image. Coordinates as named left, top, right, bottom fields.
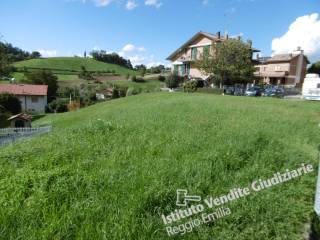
left=0, top=84, right=48, bottom=113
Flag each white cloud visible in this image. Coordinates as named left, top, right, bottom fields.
left=68, top=0, right=117, bottom=7
left=129, top=55, right=146, bottom=66
left=145, top=0, right=162, bottom=8
left=37, top=49, right=58, bottom=58
left=126, top=0, right=138, bottom=10
left=122, top=43, right=146, bottom=52
left=272, top=13, right=320, bottom=62
left=92, top=0, right=115, bottom=7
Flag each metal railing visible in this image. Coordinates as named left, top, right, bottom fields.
left=0, top=126, right=52, bottom=147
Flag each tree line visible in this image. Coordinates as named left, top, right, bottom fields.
left=90, top=50, right=133, bottom=69
left=0, top=41, right=41, bottom=76
left=0, top=41, right=41, bottom=62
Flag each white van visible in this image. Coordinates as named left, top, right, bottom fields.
left=302, top=74, right=320, bottom=100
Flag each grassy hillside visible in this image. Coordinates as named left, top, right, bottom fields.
left=12, top=57, right=137, bottom=81
left=0, top=93, right=319, bottom=239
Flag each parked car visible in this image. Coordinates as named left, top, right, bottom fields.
left=263, top=87, right=285, bottom=98
left=245, top=86, right=262, bottom=97
left=224, top=86, right=235, bottom=95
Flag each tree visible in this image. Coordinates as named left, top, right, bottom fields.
left=0, top=42, right=8, bottom=76
left=135, top=64, right=146, bottom=71
left=79, top=65, right=94, bottom=80
left=30, top=51, right=41, bottom=59
left=90, top=50, right=133, bottom=69
left=25, top=70, right=58, bottom=102
left=308, top=61, right=320, bottom=74
left=149, top=65, right=165, bottom=74
left=197, top=39, right=255, bottom=87
left=0, top=93, right=21, bottom=114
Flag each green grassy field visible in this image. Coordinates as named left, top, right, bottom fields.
left=12, top=57, right=137, bottom=80
left=0, top=93, right=319, bottom=239
left=107, top=79, right=165, bottom=92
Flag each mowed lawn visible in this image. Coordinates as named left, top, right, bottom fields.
left=0, top=93, right=319, bottom=239
left=12, top=57, right=137, bottom=81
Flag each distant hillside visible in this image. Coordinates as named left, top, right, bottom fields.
left=13, top=57, right=137, bottom=76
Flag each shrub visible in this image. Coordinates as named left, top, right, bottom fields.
left=126, top=74, right=130, bottom=80
left=67, top=102, right=80, bottom=112
left=78, top=66, right=94, bottom=81
left=183, top=81, right=198, bottom=92
left=197, top=88, right=224, bottom=95
left=0, top=93, right=21, bottom=114
left=158, top=75, right=166, bottom=82
left=132, top=75, right=137, bottom=82
left=47, top=98, right=69, bottom=113
left=165, top=74, right=181, bottom=88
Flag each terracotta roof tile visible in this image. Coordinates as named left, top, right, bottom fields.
left=0, top=84, right=48, bottom=96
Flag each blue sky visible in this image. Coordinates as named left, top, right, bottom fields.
left=0, top=0, right=319, bottom=66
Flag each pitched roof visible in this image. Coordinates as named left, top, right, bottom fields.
left=0, top=84, right=48, bottom=96
left=7, top=113, right=33, bottom=121
left=166, top=31, right=219, bottom=60
left=166, top=31, right=260, bottom=61
left=266, top=54, right=297, bottom=63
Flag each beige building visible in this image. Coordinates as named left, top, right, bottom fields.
left=167, top=31, right=259, bottom=80
left=254, top=50, right=309, bottom=87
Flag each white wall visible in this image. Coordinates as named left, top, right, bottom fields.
left=18, top=95, right=47, bottom=114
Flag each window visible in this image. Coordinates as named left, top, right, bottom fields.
left=317, top=83, right=320, bottom=89
left=180, top=64, right=185, bottom=75
left=31, top=96, right=38, bottom=103
left=173, top=65, right=178, bottom=75
left=191, top=47, right=198, bottom=60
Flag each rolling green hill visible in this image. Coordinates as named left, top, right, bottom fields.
left=0, top=93, right=319, bottom=239
left=11, top=57, right=137, bottom=81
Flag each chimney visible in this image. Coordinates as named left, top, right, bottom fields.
left=216, top=31, right=221, bottom=39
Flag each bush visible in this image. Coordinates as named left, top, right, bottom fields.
left=158, top=75, right=166, bottom=82
left=47, top=98, right=69, bottom=113
left=0, top=93, right=21, bottom=114
left=131, top=75, right=137, bottom=82
left=183, top=81, right=198, bottom=92
left=165, top=74, right=181, bottom=88
left=78, top=66, right=94, bottom=81
left=126, top=74, right=130, bottom=80
left=197, top=88, right=224, bottom=95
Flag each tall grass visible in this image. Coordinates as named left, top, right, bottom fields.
left=0, top=93, right=319, bottom=239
